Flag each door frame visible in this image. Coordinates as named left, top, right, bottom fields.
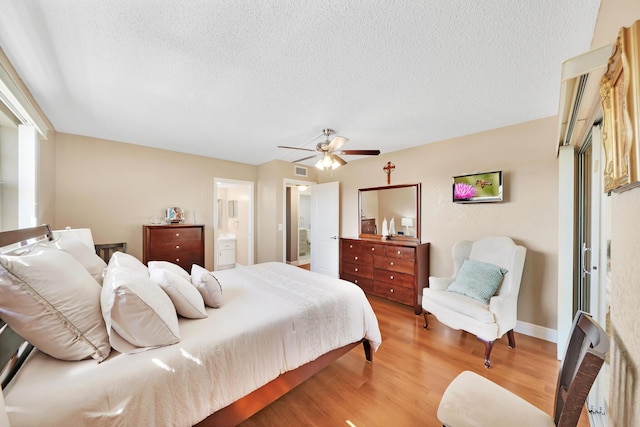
left=558, top=125, right=609, bottom=422
left=213, top=177, right=255, bottom=270
left=282, top=178, right=315, bottom=265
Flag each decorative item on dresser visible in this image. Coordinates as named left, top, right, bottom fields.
left=143, top=224, right=204, bottom=271
left=340, top=237, right=429, bottom=314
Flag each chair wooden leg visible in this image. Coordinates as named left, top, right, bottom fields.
left=507, top=329, right=516, bottom=348
left=423, top=311, right=429, bottom=329
left=478, top=338, right=495, bottom=368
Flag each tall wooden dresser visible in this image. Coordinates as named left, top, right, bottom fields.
left=143, top=224, right=205, bottom=271
left=340, top=237, right=429, bottom=314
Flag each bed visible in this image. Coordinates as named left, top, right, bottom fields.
left=0, top=225, right=382, bottom=426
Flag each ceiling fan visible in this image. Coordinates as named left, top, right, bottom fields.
left=278, top=129, right=381, bottom=170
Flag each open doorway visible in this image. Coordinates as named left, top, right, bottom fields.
left=213, top=178, right=254, bottom=271
left=283, top=179, right=313, bottom=269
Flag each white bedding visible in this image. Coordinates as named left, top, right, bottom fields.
left=3, top=262, right=382, bottom=426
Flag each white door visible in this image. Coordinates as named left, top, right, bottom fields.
left=310, top=181, right=339, bottom=277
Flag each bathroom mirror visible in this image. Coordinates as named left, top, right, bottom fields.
left=228, top=200, right=238, bottom=218
left=358, top=183, right=421, bottom=242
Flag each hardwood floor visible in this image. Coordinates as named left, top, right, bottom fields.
left=239, top=295, right=590, bottom=427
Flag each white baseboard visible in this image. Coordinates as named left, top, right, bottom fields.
left=514, top=320, right=557, bottom=343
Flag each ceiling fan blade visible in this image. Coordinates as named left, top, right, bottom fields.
left=332, top=154, right=347, bottom=166
left=338, top=149, right=381, bottom=156
left=278, top=145, right=316, bottom=152
left=328, top=136, right=348, bottom=151
left=292, top=154, right=319, bottom=163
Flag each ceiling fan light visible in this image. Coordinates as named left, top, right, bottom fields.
left=331, top=159, right=341, bottom=169
left=322, top=153, right=333, bottom=168
left=315, top=159, right=324, bottom=170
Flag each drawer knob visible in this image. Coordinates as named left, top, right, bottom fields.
left=349, top=244, right=353, bottom=248
left=371, top=247, right=375, bottom=251
left=390, top=275, right=394, bottom=280
left=397, top=250, right=401, bottom=255
left=355, top=279, right=358, bottom=284
left=176, top=245, right=180, bottom=249
left=354, top=256, right=358, bottom=260
left=390, top=288, right=394, bottom=293
left=355, top=268, right=358, bottom=272
left=176, top=258, right=180, bottom=262
left=390, top=261, right=394, bottom=266
left=176, top=233, right=180, bottom=237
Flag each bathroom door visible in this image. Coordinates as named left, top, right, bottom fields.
left=310, top=181, right=339, bottom=277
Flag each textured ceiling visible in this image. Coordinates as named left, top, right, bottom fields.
left=0, top=0, right=601, bottom=166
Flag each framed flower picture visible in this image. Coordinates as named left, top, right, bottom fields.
left=452, top=171, right=503, bottom=203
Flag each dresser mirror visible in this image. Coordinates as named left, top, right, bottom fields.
left=358, top=183, right=421, bottom=242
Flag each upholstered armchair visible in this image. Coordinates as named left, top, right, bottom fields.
left=422, top=236, right=526, bottom=367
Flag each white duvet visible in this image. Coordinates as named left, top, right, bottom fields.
left=4, top=262, right=381, bottom=426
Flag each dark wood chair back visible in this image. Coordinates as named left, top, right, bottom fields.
left=95, top=242, right=127, bottom=263
left=554, top=311, right=609, bottom=426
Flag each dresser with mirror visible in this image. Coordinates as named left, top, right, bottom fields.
left=340, top=183, right=429, bottom=314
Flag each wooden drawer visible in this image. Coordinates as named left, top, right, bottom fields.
left=148, top=227, right=202, bottom=243
left=341, top=239, right=384, bottom=256
left=373, top=268, right=414, bottom=289
left=342, top=261, right=373, bottom=279
left=365, top=243, right=385, bottom=255
left=342, top=239, right=364, bottom=256
left=374, top=281, right=414, bottom=305
left=342, top=251, right=372, bottom=264
left=149, top=240, right=202, bottom=258
left=373, top=256, right=415, bottom=275
left=341, top=273, right=374, bottom=293
left=385, top=245, right=416, bottom=260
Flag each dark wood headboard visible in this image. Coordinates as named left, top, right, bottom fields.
left=0, top=224, right=54, bottom=388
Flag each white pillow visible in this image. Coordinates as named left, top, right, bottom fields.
left=101, top=265, right=180, bottom=353
left=150, top=268, right=207, bottom=319
left=107, top=251, right=149, bottom=276
left=0, top=246, right=111, bottom=362
left=191, top=264, right=223, bottom=308
left=44, top=234, right=108, bottom=284
left=148, top=260, right=191, bottom=282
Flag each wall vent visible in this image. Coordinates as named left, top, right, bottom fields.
left=294, top=165, right=308, bottom=177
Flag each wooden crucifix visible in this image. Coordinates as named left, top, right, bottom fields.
left=383, top=161, right=395, bottom=185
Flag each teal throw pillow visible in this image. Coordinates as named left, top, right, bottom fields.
left=446, top=259, right=508, bottom=304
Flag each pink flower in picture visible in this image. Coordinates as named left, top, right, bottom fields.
left=454, top=182, right=476, bottom=200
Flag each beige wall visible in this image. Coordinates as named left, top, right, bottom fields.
left=256, top=160, right=317, bottom=264
left=590, top=0, right=640, bottom=425
left=324, top=117, right=559, bottom=329
left=54, top=132, right=257, bottom=270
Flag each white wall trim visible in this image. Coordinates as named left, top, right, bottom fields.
left=515, top=320, right=558, bottom=344
left=557, top=145, right=575, bottom=358
left=0, top=62, right=49, bottom=138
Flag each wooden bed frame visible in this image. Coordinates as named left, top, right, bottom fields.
left=0, top=225, right=373, bottom=427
